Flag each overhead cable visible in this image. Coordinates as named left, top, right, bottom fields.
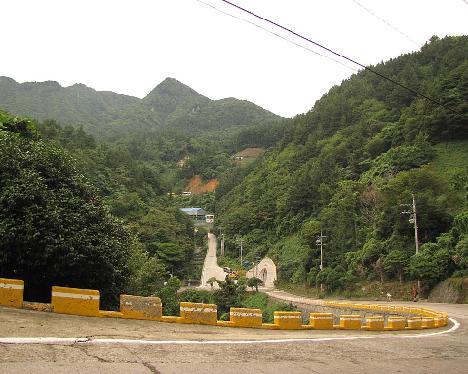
left=214, top=0, right=460, bottom=114
left=350, top=0, right=419, bottom=47
left=195, top=0, right=358, bottom=72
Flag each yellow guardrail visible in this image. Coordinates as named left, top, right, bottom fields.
left=0, top=277, right=450, bottom=331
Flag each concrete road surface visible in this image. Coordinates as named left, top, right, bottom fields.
left=0, top=299, right=467, bottom=374
left=199, top=233, right=227, bottom=287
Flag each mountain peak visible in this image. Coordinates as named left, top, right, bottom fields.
left=145, top=77, right=205, bottom=100
left=0, top=76, right=17, bottom=85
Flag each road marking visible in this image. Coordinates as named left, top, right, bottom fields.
left=0, top=318, right=459, bottom=346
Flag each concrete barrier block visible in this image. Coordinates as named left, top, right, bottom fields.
left=0, top=278, right=24, bottom=308
left=407, top=317, right=422, bottom=330
left=120, top=294, right=162, bottom=321
left=365, top=316, right=384, bottom=331
left=274, top=311, right=302, bottom=329
left=386, top=317, right=406, bottom=330
left=421, top=317, right=435, bottom=329
left=339, top=315, right=362, bottom=330
left=179, top=302, right=217, bottom=325
left=309, top=313, right=334, bottom=329
left=51, top=286, right=100, bottom=317
left=230, top=307, right=262, bottom=328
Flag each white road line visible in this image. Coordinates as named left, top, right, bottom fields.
left=0, top=318, right=459, bottom=346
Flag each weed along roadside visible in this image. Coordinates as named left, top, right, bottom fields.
left=0, top=277, right=450, bottom=333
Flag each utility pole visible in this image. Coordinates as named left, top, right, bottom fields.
left=401, top=193, right=420, bottom=291
left=316, top=230, right=327, bottom=294
left=240, top=237, right=243, bottom=266
left=218, top=228, right=225, bottom=256
left=221, top=233, right=225, bottom=256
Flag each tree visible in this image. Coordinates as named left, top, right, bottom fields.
left=408, top=244, right=453, bottom=286
left=247, top=277, right=263, bottom=292
left=0, top=121, right=131, bottom=308
left=383, top=250, right=410, bottom=283
left=213, top=276, right=244, bottom=318
left=207, top=277, right=218, bottom=290
left=157, top=276, right=181, bottom=316
left=126, top=243, right=168, bottom=296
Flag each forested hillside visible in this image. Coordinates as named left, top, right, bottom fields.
left=0, top=77, right=282, bottom=139
left=0, top=110, right=208, bottom=308
left=216, top=36, right=468, bottom=293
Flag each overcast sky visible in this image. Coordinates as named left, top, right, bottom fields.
left=2, top=0, right=467, bottom=117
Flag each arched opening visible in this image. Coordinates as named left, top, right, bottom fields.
left=260, top=268, right=267, bottom=284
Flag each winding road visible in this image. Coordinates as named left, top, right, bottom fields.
left=1, top=235, right=466, bottom=373
left=0, top=297, right=467, bottom=373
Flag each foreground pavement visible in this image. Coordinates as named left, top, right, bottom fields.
left=0, top=299, right=467, bottom=373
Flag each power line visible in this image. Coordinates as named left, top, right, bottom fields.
left=350, top=0, right=419, bottom=47
left=195, top=0, right=358, bottom=73
left=208, top=0, right=460, bottom=114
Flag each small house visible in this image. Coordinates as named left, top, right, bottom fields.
left=180, top=207, right=208, bottom=222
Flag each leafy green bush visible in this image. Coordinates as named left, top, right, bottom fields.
left=179, top=289, right=214, bottom=304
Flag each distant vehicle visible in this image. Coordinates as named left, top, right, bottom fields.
left=223, top=267, right=232, bottom=273
left=181, top=191, right=192, bottom=196
left=205, top=214, right=214, bottom=223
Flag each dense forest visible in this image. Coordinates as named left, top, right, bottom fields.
left=216, top=35, right=468, bottom=294
left=0, top=110, right=207, bottom=308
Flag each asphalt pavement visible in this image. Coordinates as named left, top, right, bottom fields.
left=0, top=298, right=467, bottom=373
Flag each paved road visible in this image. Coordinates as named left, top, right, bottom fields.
left=0, top=298, right=467, bottom=373
left=199, top=233, right=227, bottom=287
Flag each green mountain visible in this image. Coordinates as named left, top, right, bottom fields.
left=0, top=76, right=282, bottom=139
left=0, top=76, right=139, bottom=130
left=216, top=35, right=468, bottom=291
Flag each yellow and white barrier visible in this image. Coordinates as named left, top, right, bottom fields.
left=51, top=286, right=100, bottom=317
left=365, top=316, right=384, bottom=331
left=309, top=312, right=334, bottom=329
left=120, top=294, right=162, bottom=321
left=274, top=311, right=302, bottom=329
left=0, top=278, right=24, bottom=308
left=339, top=315, right=362, bottom=330
left=386, top=317, right=406, bottom=330
left=407, top=317, right=422, bottom=330
left=230, top=307, right=262, bottom=328
left=179, top=302, right=217, bottom=325
left=3, top=277, right=451, bottom=332
left=421, top=317, right=435, bottom=329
